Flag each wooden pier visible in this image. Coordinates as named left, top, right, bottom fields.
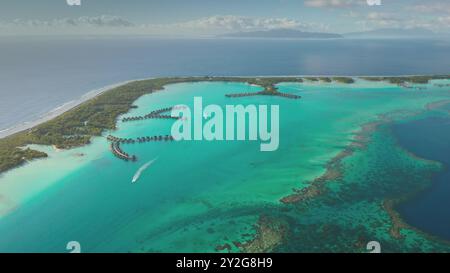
left=137, top=135, right=174, bottom=142
left=225, top=91, right=265, bottom=98
left=107, top=135, right=135, bottom=144
left=110, top=142, right=137, bottom=161
left=225, top=91, right=301, bottom=100
left=107, top=134, right=174, bottom=143
left=122, top=106, right=182, bottom=122
left=107, top=134, right=175, bottom=162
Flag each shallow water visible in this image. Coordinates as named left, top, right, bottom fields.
left=2, top=37, right=450, bottom=132
left=0, top=79, right=449, bottom=252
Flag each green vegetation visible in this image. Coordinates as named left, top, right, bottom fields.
left=360, top=75, right=450, bottom=85
left=0, top=147, right=47, bottom=173
left=305, top=77, right=319, bottom=82
left=320, top=77, right=332, bottom=83
left=0, top=75, right=368, bottom=174
left=0, top=76, right=304, bottom=174
left=332, top=77, right=355, bottom=84
left=0, top=77, right=191, bottom=173
left=304, top=77, right=334, bottom=83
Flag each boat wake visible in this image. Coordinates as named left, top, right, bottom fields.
left=132, top=158, right=158, bottom=183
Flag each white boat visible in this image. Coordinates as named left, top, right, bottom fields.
left=132, top=158, right=157, bottom=183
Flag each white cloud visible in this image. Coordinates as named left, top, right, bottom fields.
left=409, top=2, right=450, bottom=15
left=349, top=11, right=403, bottom=30
left=353, top=11, right=450, bottom=32
left=304, top=0, right=364, bottom=8
left=437, top=16, right=450, bottom=25
left=355, top=12, right=407, bottom=29
left=177, top=15, right=301, bottom=30
left=0, top=14, right=330, bottom=36
left=351, top=1, right=450, bottom=32
left=158, top=15, right=329, bottom=33
left=75, top=15, right=134, bottom=27
left=4, top=15, right=134, bottom=28
left=366, top=12, right=401, bottom=24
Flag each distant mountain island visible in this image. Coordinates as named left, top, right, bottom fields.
left=219, top=28, right=446, bottom=40
left=344, top=28, right=438, bottom=38
left=220, top=29, right=343, bottom=39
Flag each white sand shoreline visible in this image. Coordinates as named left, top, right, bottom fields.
left=0, top=78, right=150, bottom=139
left=0, top=74, right=444, bottom=139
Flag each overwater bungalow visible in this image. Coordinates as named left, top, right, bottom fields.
left=110, top=142, right=137, bottom=161
left=122, top=107, right=181, bottom=122
left=225, top=90, right=300, bottom=99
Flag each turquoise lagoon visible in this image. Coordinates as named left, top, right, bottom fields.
left=0, top=79, right=449, bottom=252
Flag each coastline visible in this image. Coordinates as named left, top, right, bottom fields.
left=0, top=76, right=449, bottom=252
left=0, top=75, right=281, bottom=140
left=0, top=79, right=145, bottom=139
left=2, top=75, right=447, bottom=140
left=1, top=75, right=448, bottom=176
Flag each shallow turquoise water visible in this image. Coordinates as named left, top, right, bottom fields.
left=0, top=79, right=449, bottom=252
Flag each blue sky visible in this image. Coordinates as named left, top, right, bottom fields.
left=0, top=0, right=449, bottom=35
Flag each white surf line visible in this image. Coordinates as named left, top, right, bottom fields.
left=0, top=77, right=154, bottom=139
left=3, top=75, right=443, bottom=139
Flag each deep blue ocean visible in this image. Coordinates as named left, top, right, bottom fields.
left=1, top=36, right=450, bottom=132
left=394, top=113, right=450, bottom=241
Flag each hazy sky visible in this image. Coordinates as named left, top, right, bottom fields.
left=0, top=0, right=449, bottom=36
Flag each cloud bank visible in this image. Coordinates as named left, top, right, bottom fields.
left=4, top=15, right=134, bottom=28
left=155, top=15, right=329, bottom=33
left=304, top=0, right=363, bottom=8
left=353, top=11, right=450, bottom=33
left=0, top=15, right=329, bottom=36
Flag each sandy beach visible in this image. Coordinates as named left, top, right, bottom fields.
left=0, top=75, right=444, bottom=140
left=0, top=79, right=144, bottom=139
